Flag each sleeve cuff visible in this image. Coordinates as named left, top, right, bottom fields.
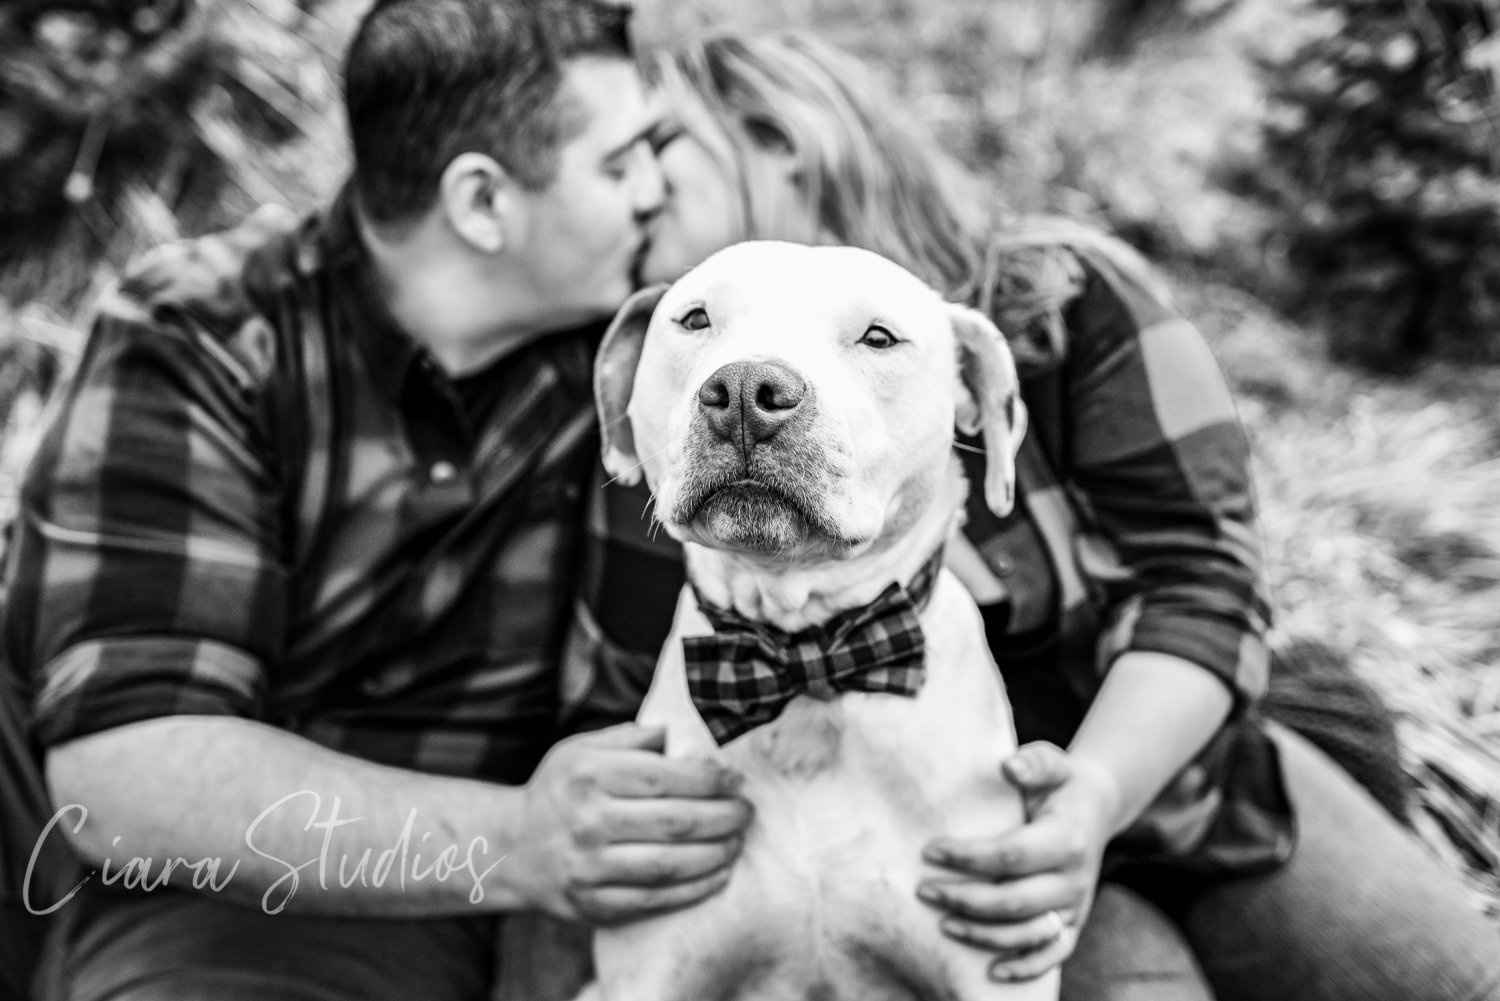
left=1098, top=597, right=1271, bottom=712
left=33, top=636, right=266, bottom=747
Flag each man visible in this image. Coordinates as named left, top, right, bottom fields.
left=1, top=1, right=750, bottom=998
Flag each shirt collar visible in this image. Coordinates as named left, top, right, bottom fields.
left=313, top=185, right=429, bottom=402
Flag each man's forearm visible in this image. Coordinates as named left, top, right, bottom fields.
left=1066, top=649, right=1235, bottom=837
left=43, top=716, right=530, bottom=918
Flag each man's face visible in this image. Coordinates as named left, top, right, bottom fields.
left=510, top=57, right=666, bottom=326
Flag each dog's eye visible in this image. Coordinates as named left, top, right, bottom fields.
left=679, top=307, right=711, bottom=331
left=859, top=324, right=899, bottom=349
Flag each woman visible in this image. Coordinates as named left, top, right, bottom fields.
left=598, top=29, right=1500, bottom=1001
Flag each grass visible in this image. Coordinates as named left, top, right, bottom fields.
left=0, top=0, right=1496, bottom=920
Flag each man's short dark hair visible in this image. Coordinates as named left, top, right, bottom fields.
left=344, top=0, right=633, bottom=225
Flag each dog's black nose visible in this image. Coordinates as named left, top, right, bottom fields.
left=697, top=360, right=807, bottom=444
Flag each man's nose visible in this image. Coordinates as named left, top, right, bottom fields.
left=697, top=360, right=808, bottom=446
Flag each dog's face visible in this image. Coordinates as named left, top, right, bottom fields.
left=595, top=242, right=1027, bottom=562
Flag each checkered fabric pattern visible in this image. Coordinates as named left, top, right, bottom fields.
left=565, top=225, right=1290, bottom=872
left=682, top=548, right=943, bottom=745
left=3, top=190, right=601, bottom=784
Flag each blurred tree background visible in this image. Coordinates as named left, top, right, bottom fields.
left=0, top=0, right=1497, bottom=914
left=1232, top=0, right=1500, bottom=370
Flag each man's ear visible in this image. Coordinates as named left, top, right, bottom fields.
left=595, top=284, right=669, bottom=486
left=950, top=304, right=1029, bottom=517
left=439, top=153, right=512, bottom=253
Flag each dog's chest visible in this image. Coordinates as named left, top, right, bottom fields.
left=596, top=576, right=1031, bottom=1001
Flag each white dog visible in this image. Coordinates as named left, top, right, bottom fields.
left=589, top=241, right=1051, bottom=1001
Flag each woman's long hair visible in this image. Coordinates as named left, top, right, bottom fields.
left=652, top=31, right=988, bottom=297
left=653, top=31, right=1180, bottom=373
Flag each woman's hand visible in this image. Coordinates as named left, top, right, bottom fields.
left=917, top=742, right=1121, bottom=983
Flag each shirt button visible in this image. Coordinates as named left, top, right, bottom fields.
left=429, top=460, right=459, bottom=485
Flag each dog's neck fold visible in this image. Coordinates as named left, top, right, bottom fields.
left=684, top=456, right=968, bottom=633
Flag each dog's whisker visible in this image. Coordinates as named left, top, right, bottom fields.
left=631, top=478, right=663, bottom=516
left=640, top=495, right=667, bottom=538
left=952, top=440, right=987, bottom=456
left=632, top=444, right=672, bottom=468
left=600, top=444, right=672, bottom=489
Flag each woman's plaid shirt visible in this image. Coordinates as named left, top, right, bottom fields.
left=564, top=230, right=1291, bottom=872
left=3, top=197, right=600, bottom=785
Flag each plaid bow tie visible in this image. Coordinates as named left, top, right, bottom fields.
left=682, top=549, right=944, bottom=746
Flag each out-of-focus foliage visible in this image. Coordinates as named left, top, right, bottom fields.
left=1233, top=0, right=1500, bottom=370
left=0, top=0, right=354, bottom=317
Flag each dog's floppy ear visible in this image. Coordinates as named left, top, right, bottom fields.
left=950, top=304, right=1029, bottom=517
left=595, top=283, right=668, bottom=486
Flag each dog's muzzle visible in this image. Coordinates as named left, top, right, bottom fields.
left=673, top=359, right=852, bottom=554
left=697, top=360, right=808, bottom=449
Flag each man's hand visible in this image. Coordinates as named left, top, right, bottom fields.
left=509, top=723, right=753, bottom=925
left=916, top=742, right=1120, bottom=983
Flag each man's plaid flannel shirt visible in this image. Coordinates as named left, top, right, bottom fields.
left=564, top=229, right=1292, bottom=873
left=3, top=194, right=601, bottom=785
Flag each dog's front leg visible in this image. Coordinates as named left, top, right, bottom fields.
left=585, top=589, right=756, bottom=1001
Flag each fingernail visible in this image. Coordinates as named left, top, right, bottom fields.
left=940, top=917, right=967, bottom=937
left=1008, top=757, right=1034, bottom=782
left=722, top=769, right=745, bottom=793
left=916, top=883, right=943, bottom=904
left=922, top=845, right=951, bottom=865
left=989, top=963, right=1015, bottom=982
